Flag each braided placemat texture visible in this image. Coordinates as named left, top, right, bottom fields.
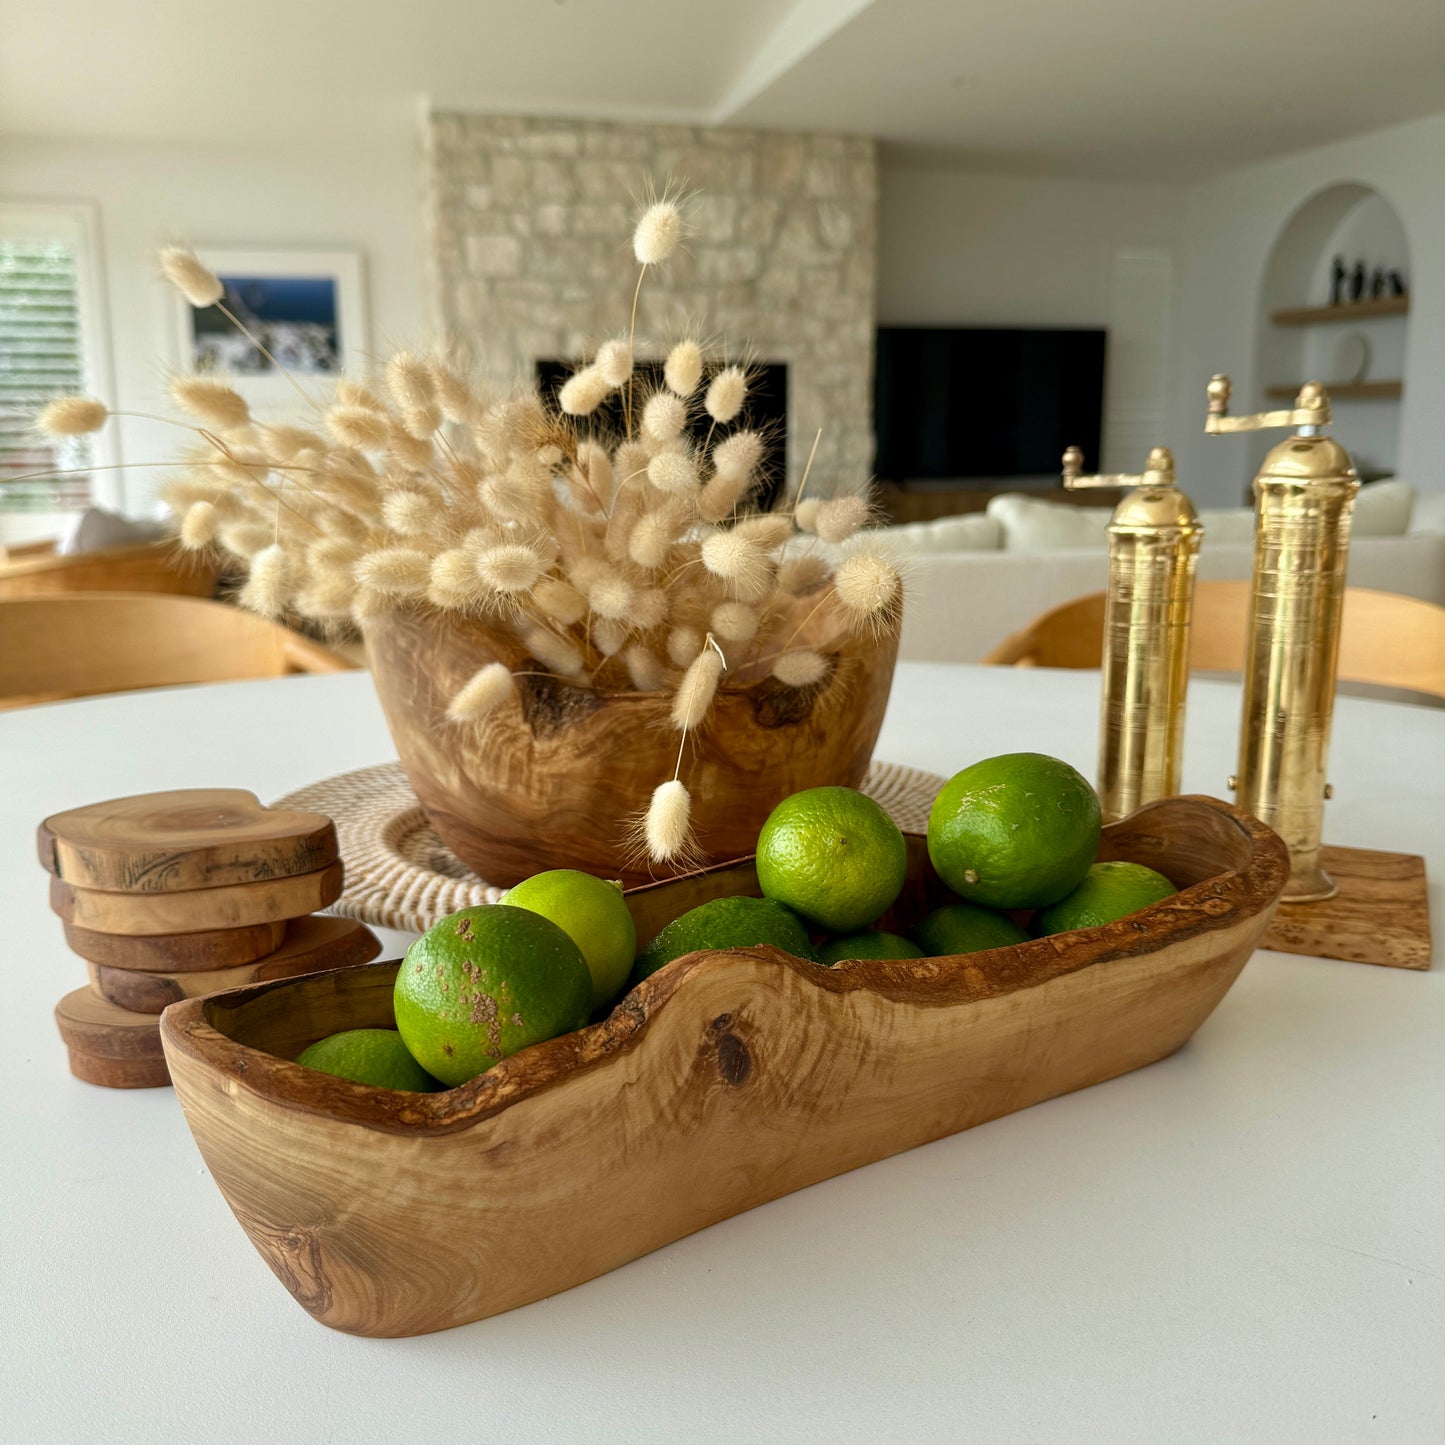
left=275, top=759, right=946, bottom=934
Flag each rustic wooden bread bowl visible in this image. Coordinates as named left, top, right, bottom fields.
left=160, top=794, right=1287, bottom=1338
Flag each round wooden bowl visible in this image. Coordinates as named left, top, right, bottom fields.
left=363, top=605, right=900, bottom=887
left=161, top=795, right=1288, bottom=1338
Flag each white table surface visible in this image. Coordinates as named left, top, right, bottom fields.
left=1, top=664, right=1441, bottom=1444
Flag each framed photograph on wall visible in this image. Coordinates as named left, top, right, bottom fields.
left=168, top=248, right=368, bottom=405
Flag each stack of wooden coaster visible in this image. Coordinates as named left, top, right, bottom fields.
left=41, top=789, right=382, bottom=1087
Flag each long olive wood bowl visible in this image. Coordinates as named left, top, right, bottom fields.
left=160, top=795, right=1287, bottom=1338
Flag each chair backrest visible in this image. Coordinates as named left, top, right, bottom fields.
left=0, top=593, right=353, bottom=708
left=983, top=581, right=1445, bottom=701
left=0, top=540, right=218, bottom=601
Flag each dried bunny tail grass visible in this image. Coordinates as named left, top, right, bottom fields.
left=355, top=547, right=432, bottom=597
left=732, top=514, right=792, bottom=550
left=773, top=650, right=829, bottom=688
left=37, top=396, right=109, bottom=435
left=178, top=500, right=219, bottom=549
left=401, top=401, right=443, bottom=440
left=533, top=576, right=587, bottom=626
left=218, top=519, right=275, bottom=558
left=612, top=437, right=652, bottom=485
left=239, top=544, right=290, bottom=618
left=478, top=462, right=546, bottom=525
left=387, top=422, right=435, bottom=469
left=475, top=543, right=545, bottom=594
left=696, top=470, right=754, bottom=525
left=295, top=570, right=358, bottom=620
left=630, top=779, right=701, bottom=869
left=645, top=449, right=698, bottom=495
left=712, top=429, right=763, bottom=482
left=566, top=554, right=613, bottom=594
left=664, top=339, right=704, bottom=398
left=641, top=390, right=687, bottom=443
left=628, top=504, right=687, bottom=569
left=777, top=552, right=832, bottom=596
left=588, top=573, right=634, bottom=621
left=559, top=366, right=611, bottom=417
left=794, top=497, right=823, bottom=533
left=307, top=537, right=363, bottom=572
left=633, top=199, right=684, bottom=266
left=158, top=472, right=227, bottom=512
left=160, top=247, right=223, bottom=307
left=700, top=529, right=772, bottom=599
left=428, top=548, right=485, bottom=608
left=624, top=645, right=666, bottom=692
left=632, top=586, right=668, bottom=631
left=326, top=405, right=391, bottom=450
left=671, top=646, right=724, bottom=730
left=832, top=553, right=903, bottom=632
left=704, top=366, right=748, bottom=424
left=595, top=338, right=633, bottom=388
left=380, top=489, right=440, bottom=537
left=447, top=663, right=516, bottom=722
left=666, top=625, right=702, bottom=669
left=593, top=617, right=629, bottom=657
left=710, top=600, right=758, bottom=644
left=168, top=376, right=249, bottom=431
left=429, top=360, right=483, bottom=424
left=386, top=351, right=435, bottom=412
left=520, top=624, right=585, bottom=679
left=336, top=379, right=386, bottom=412
left=263, top=423, right=325, bottom=463
left=813, top=494, right=876, bottom=546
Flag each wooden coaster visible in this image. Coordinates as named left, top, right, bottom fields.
left=50, top=861, right=344, bottom=936
left=85, top=916, right=383, bottom=1013
left=55, top=986, right=170, bottom=1087
left=37, top=788, right=337, bottom=893
left=62, top=917, right=287, bottom=971
left=1264, top=844, right=1432, bottom=969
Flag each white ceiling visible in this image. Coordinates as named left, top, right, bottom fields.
left=3, top=0, right=1443, bottom=180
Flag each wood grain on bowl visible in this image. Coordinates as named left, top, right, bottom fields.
left=37, top=788, right=338, bottom=893
left=50, top=862, right=343, bottom=935
left=161, top=796, right=1287, bottom=1338
left=363, top=604, right=899, bottom=888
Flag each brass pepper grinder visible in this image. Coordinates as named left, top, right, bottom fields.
left=1062, top=444, right=1203, bottom=822
left=1204, top=376, right=1359, bottom=902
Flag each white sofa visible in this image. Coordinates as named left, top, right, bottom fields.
left=889, top=481, right=1445, bottom=665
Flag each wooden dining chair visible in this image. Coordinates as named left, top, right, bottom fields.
left=0, top=593, right=355, bottom=709
left=982, top=581, right=1445, bottom=701
left=0, top=539, right=219, bottom=601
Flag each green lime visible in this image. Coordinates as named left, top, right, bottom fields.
left=394, top=904, right=592, bottom=1087
left=914, top=902, right=1029, bottom=957
left=817, top=930, right=923, bottom=966
left=295, top=1028, right=441, bottom=1092
left=632, top=895, right=817, bottom=983
left=927, top=752, right=1101, bottom=911
left=755, top=786, right=907, bottom=932
left=1034, top=861, right=1177, bottom=936
left=501, top=868, right=637, bottom=1011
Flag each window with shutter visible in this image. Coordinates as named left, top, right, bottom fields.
left=0, top=203, right=116, bottom=535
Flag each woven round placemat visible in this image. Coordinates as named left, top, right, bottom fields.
left=275, top=759, right=946, bottom=934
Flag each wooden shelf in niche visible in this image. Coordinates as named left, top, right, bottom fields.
left=1265, top=381, right=1403, bottom=402
left=1271, top=297, right=1409, bottom=326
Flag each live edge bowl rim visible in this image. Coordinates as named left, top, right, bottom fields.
left=159, top=794, right=1287, bottom=1138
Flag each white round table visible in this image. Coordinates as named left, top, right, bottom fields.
left=1, top=665, right=1441, bottom=1443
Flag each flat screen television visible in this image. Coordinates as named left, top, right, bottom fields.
left=874, top=326, right=1106, bottom=484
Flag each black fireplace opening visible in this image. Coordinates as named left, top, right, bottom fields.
left=536, top=359, right=789, bottom=509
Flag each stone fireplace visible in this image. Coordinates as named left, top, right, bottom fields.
left=422, top=112, right=878, bottom=493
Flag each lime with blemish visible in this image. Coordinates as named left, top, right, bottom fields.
left=393, top=904, right=592, bottom=1088
left=630, top=895, right=817, bottom=983
left=295, top=1028, right=441, bottom=1092
left=1034, top=861, right=1177, bottom=936
left=927, top=752, right=1101, bottom=911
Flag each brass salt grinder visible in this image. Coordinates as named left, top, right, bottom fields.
left=1205, top=376, right=1359, bottom=902
left=1062, top=444, right=1203, bottom=823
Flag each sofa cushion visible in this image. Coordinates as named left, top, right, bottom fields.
left=885, top=512, right=1002, bottom=553
left=1352, top=478, right=1413, bottom=536
left=987, top=494, right=1112, bottom=552
left=1409, top=487, right=1445, bottom=535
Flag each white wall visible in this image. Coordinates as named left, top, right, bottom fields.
left=0, top=132, right=425, bottom=517
left=1165, top=112, right=1445, bottom=506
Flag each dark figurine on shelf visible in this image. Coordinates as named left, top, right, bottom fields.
left=1330, top=256, right=1347, bottom=306
left=1370, top=267, right=1387, bottom=299
left=1349, top=261, right=1366, bottom=302
left=1389, top=269, right=1407, bottom=297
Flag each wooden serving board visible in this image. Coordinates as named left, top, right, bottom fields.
left=50, top=862, right=344, bottom=936
left=37, top=789, right=338, bottom=893
left=55, top=986, right=170, bottom=1088
left=86, top=917, right=382, bottom=1013
left=62, top=917, right=287, bottom=971
left=1264, top=843, right=1432, bottom=969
